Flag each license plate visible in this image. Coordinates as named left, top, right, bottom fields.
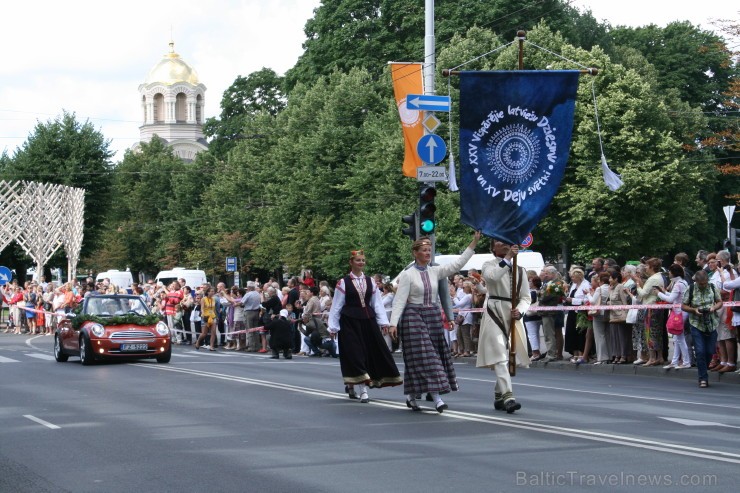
left=121, top=343, right=149, bottom=352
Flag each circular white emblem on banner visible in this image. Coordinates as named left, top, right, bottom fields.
left=398, top=98, right=420, bottom=127
left=484, top=123, right=540, bottom=184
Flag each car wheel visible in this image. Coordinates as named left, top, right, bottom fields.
left=79, top=334, right=95, bottom=366
left=54, top=334, right=68, bottom=362
left=156, top=347, right=171, bottom=363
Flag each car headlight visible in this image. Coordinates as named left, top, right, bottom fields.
left=156, top=321, right=170, bottom=336
left=90, top=323, right=105, bottom=337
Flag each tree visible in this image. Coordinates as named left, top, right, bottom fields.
left=609, top=21, right=735, bottom=112
left=197, top=68, right=424, bottom=280
left=285, top=0, right=609, bottom=90
left=100, top=137, right=186, bottom=274
left=1, top=111, right=114, bottom=257
left=436, top=23, right=717, bottom=263
left=700, top=19, right=740, bottom=208
left=203, top=68, right=286, bottom=160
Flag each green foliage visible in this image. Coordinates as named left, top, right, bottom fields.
left=435, top=23, right=718, bottom=265
left=285, top=0, right=609, bottom=90
left=8, top=3, right=734, bottom=284
left=609, top=21, right=735, bottom=112
left=71, top=312, right=161, bottom=331
left=203, top=67, right=286, bottom=159
left=100, top=137, right=187, bottom=274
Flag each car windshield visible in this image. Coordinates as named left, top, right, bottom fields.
left=85, top=296, right=150, bottom=317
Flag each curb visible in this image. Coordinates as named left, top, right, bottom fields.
left=390, top=352, right=740, bottom=384
left=528, top=359, right=740, bottom=384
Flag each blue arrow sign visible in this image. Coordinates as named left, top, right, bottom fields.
left=416, top=134, right=447, bottom=165
left=0, top=266, right=12, bottom=286
left=407, top=94, right=451, bottom=112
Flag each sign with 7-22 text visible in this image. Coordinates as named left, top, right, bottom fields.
left=417, top=166, right=448, bottom=182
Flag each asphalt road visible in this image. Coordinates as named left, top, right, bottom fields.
left=1, top=333, right=739, bottom=493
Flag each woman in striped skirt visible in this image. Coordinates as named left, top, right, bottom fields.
left=389, top=231, right=480, bottom=412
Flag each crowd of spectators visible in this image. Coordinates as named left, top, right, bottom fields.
left=2, top=246, right=738, bottom=387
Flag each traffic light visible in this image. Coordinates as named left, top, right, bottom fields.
left=728, top=228, right=738, bottom=258
left=401, top=212, right=417, bottom=241
left=419, top=185, right=437, bottom=235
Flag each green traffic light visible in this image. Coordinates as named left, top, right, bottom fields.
left=420, top=219, right=435, bottom=234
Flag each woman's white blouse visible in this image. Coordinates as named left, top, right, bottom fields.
left=390, top=247, right=475, bottom=327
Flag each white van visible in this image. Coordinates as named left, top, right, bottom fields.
left=95, top=270, right=135, bottom=290
left=155, top=268, right=207, bottom=289
left=392, top=251, right=544, bottom=286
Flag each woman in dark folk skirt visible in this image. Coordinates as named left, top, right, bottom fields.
left=328, top=250, right=402, bottom=403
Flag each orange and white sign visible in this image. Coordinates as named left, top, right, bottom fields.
left=390, top=62, right=424, bottom=177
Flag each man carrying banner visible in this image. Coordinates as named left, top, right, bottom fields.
left=476, top=238, right=531, bottom=413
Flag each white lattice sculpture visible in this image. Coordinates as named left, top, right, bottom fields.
left=0, top=180, right=85, bottom=281
left=0, top=180, right=24, bottom=252
left=62, top=187, right=86, bottom=282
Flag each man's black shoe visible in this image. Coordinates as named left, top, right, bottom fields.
left=504, top=400, right=521, bottom=414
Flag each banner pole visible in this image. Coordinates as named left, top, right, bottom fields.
left=506, top=30, right=526, bottom=377
left=517, top=30, right=525, bottom=70
left=443, top=68, right=598, bottom=77
left=509, top=253, right=518, bottom=376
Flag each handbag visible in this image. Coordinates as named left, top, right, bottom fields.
left=587, top=289, right=604, bottom=318
left=455, top=314, right=465, bottom=326
left=666, top=310, right=684, bottom=335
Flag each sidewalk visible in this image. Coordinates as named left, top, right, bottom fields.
left=526, top=357, right=740, bottom=384
left=392, top=352, right=740, bottom=384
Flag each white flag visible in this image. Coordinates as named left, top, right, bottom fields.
left=448, top=154, right=459, bottom=192
left=600, top=153, right=623, bottom=191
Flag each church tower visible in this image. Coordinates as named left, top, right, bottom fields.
left=136, top=41, right=208, bottom=161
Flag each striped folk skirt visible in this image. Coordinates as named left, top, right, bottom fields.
left=399, top=303, right=457, bottom=395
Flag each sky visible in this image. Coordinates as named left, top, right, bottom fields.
left=0, top=0, right=737, bottom=162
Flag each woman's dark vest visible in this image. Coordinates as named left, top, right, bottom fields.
left=341, top=275, right=376, bottom=320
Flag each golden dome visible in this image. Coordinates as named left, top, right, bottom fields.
left=144, top=42, right=200, bottom=86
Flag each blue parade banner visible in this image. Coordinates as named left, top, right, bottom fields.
left=459, top=71, right=580, bottom=245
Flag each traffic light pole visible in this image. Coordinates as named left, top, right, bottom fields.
left=424, top=0, right=436, bottom=261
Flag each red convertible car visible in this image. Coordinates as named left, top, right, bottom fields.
left=54, top=294, right=171, bottom=365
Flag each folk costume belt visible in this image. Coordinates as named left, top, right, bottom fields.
left=486, top=298, right=510, bottom=350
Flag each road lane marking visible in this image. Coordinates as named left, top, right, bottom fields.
left=659, top=417, right=740, bottom=429
left=0, top=355, right=20, bottom=363
left=23, top=415, right=61, bottom=429
left=131, top=363, right=740, bottom=464
left=25, top=335, right=45, bottom=347
left=184, top=350, right=238, bottom=357
left=25, top=353, right=56, bottom=361
left=457, top=376, right=740, bottom=410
